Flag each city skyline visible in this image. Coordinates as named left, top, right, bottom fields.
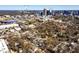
left=0, top=5, right=79, bottom=10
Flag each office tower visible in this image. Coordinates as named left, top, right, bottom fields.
left=43, top=8, right=47, bottom=16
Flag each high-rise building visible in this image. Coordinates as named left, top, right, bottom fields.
left=42, top=8, right=51, bottom=16
left=47, top=10, right=51, bottom=15
left=43, top=8, right=47, bottom=16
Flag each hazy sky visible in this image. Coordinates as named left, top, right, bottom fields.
left=0, top=5, right=79, bottom=10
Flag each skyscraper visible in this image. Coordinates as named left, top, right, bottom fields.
left=43, top=8, right=47, bottom=16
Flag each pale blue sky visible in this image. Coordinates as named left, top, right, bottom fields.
left=0, top=5, right=79, bottom=10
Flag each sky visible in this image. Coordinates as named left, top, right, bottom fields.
left=0, top=5, right=79, bottom=10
